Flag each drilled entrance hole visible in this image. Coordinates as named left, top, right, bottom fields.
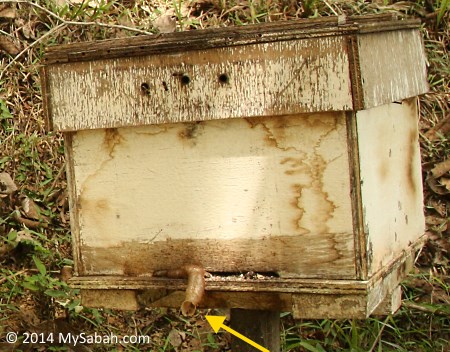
left=181, top=74, right=191, bottom=85
left=140, top=82, right=150, bottom=95
left=218, top=73, right=229, bottom=84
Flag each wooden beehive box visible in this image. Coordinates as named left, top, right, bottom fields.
left=41, top=14, right=428, bottom=319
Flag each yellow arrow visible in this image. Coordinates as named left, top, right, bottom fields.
left=205, top=315, right=270, bottom=352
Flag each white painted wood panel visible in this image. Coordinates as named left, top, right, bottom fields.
left=47, top=36, right=352, bottom=131
left=357, top=99, right=425, bottom=276
left=358, top=30, right=428, bottom=108
left=68, top=113, right=356, bottom=278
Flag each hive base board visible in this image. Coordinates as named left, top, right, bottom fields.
left=73, top=236, right=424, bottom=319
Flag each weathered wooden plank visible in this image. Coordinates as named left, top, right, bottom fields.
left=67, top=113, right=355, bottom=279
left=69, top=235, right=424, bottom=292
left=230, top=309, right=280, bottom=352
left=42, top=14, right=418, bottom=64
left=81, top=289, right=139, bottom=310
left=345, top=112, right=367, bottom=279
left=357, top=98, right=425, bottom=276
left=144, top=291, right=293, bottom=311
left=358, top=30, right=428, bottom=108
left=292, top=293, right=368, bottom=319
left=372, top=286, right=402, bottom=316
left=71, top=277, right=366, bottom=293
left=366, top=251, right=413, bottom=315
left=47, top=36, right=352, bottom=131
left=75, top=237, right=422, bottom=315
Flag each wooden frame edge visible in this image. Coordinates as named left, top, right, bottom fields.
left=346, top=111, right=368, bottom=280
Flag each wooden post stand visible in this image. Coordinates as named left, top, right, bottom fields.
left=230, top=309, right=280, bottom=352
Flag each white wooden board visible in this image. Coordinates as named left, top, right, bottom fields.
left=67, top=112, right=356, bottom=278
left=358, top=30, right=428, bottom=108
left=357, top=98, right=425, bottom=275
left=47, top=36, right=352, bottom=131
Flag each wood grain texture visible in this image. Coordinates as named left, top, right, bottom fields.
left=372, top=286, right=402, bottom=316
left=230, top=309, right=280, bottom=352
left=67, top=112, right=355, bottom=278
left=41, top=17, right=427, bottom=132
left=357, top=98, right=425, bottom=276
left=42, top=14, right=418, bottom=64
left=81, top=289, right=139, bottom=310
left=70, top=276, right=367, bottom=293
left=346, top=112, right=367, bottom=279
left=47, top=36, right=352, bottom=131
left=144, top=291, right=293, bottom=311
left=73, top=238, right=422, bottom=317
left=358, top=30, right=428, bottom=108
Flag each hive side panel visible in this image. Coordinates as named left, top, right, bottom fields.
left=45, top=37, right=352, bottom=131
left=70, top=113, right=355, bottom=279
left=358, top=30, right=428, bottom=108
left=357, top=98, right=425, bottom=276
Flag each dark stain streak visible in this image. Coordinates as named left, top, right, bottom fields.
left=274, top=63, right=307, bottom=103
left=290, top=183, right=307, bottom=233
left=81, top=233, right=356, bottom=278
left=179, top=122, right=204, bottom=146
left=406, top=127, right=418, bottom=197
left=103, top=128, right=124, bottom=158
left=310, top=119, right=339, bottom=235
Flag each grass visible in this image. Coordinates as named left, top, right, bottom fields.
left=0, top=0, right=449, bottom=351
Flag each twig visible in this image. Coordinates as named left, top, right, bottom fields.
left=368, top=315, right=391, bottom=352
left=0, top=0, right=153, bottom=35
left=403, top=301, right=449, bottom=317
left=0, top=0, right=153, bottom=79
left=0, top=269, right=28, bottom=285
left=322, top=0, right=340, bottom=16
left=63, top=19, right=153, bottom=35
left=0, top=22, right=66, bottom=80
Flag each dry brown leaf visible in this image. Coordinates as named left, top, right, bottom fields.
left=427, top=198, right=447, bottom=217
left=426, top=175, right=448, bottom=195
left=431, top=159, right=450, bottom=178
left=21, top=21, right=35, bottom=40
left=20, top=196, right=50, bottom=223
left=440, top=178, right=450, bottom=192
left=0, top=172, right=18, bottom=195
left=15, top=230, right=35, bottom=242
left=0, top=36, right=20, bottom=55
left=425, top=114, right=450, bottom=141
left=14, top=212, right=48, bottom=229
left=168, top=329, right=185, bottom=348
left=0, top=6, right=16, bottom=19
left=426, top=215, right=447, bottom=226
left=154, top=15, right=177, bottom=33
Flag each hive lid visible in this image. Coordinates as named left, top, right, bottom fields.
left=41, top=14, right=428, bottom=132
left=43, top=14, right=419, bottom=64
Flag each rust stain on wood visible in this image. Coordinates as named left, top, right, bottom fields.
left=103, top=128, right=124, bottom=157
left=404, top=99, right=420, bottom=198
left=178, top=121, right=204, bottom=146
